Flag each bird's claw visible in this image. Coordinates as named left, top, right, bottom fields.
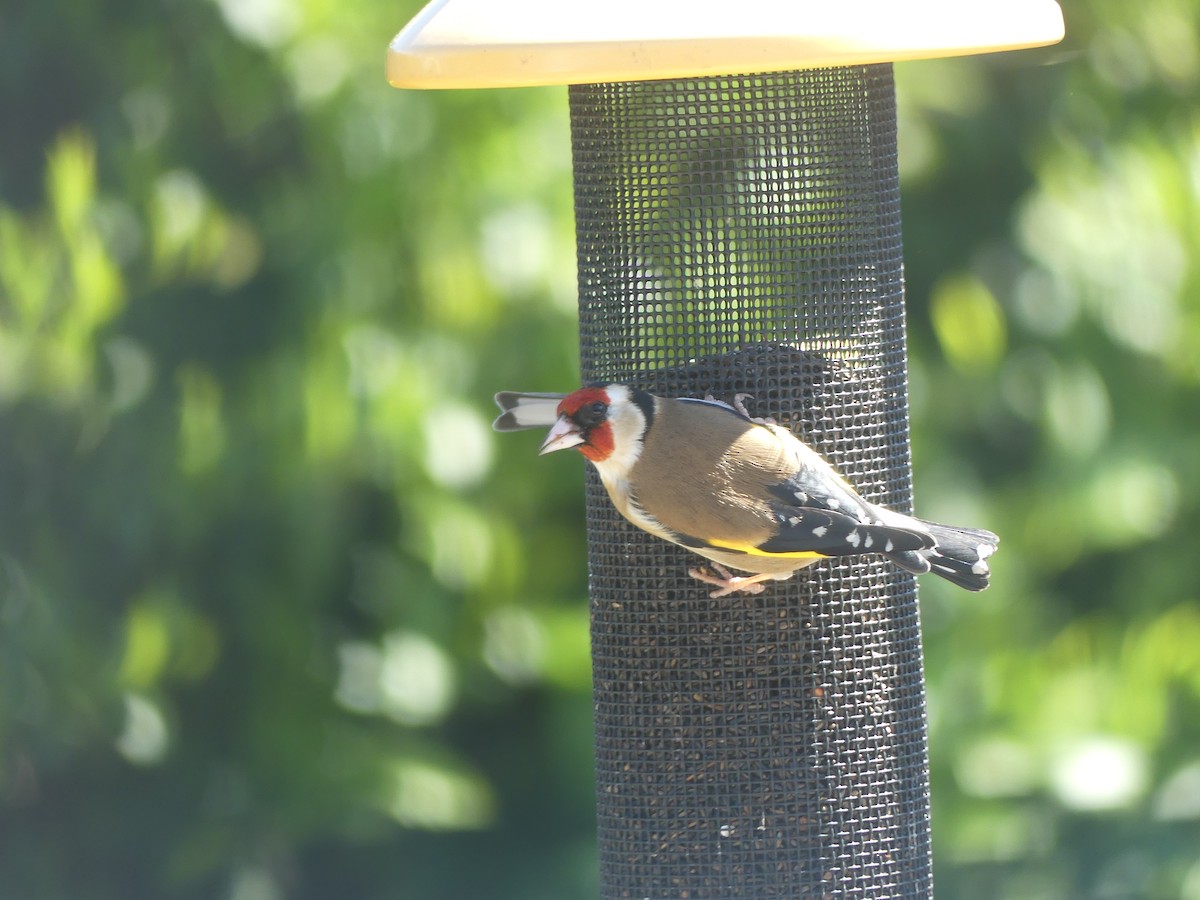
left=704, top=391, right=776, bottom=426
left=732, top=393, right=777, bottom=425
left=729, top=393, right=777, bottom=424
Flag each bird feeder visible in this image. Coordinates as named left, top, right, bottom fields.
left=387, top=1, right=1064, bottom=896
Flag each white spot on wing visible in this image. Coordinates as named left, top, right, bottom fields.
left=846, top=529, right=861, bottom=548
left=884, top=539, right=894, bottom=552
left=812, top=526, right=828, bottom=538
left=826, top=497, right=841, bottom=510
left=864, top=533, right=873, bottom=548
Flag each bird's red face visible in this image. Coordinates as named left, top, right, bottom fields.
left=539, top=387, right=614, bottom=462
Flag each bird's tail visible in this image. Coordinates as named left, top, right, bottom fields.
left=883, top=519, right=999, bottom=592
left=492, top=391, right=567, bottom=431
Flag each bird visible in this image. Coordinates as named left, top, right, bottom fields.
left=493, top=385, right=998, bottom=597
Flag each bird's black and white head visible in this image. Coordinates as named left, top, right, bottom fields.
left=538, top=384, right=652, bottom=478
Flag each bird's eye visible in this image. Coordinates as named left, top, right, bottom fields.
left=577, top=400, right=608, bottom=428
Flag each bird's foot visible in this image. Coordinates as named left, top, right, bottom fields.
left=732, top=393, right=777, bottom=425
left=687, top=564, right=773, bottom=598
left=704, top=391, right=777, bottom=426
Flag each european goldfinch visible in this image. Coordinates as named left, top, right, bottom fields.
left=494, top=385, right=998, bottom=597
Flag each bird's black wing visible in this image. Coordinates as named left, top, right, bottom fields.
left=752, top=505, right=931, bottom=558
left=754, top=475, right=933, bottom=558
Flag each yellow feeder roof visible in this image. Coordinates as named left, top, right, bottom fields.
left=388, top=0, right=1065, bottom=90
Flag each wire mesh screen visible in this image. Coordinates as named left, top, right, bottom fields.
left=569, top=66, right=930, bottom=898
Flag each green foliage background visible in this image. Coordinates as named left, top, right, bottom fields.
left=2, top=1, right=1199, bottom=897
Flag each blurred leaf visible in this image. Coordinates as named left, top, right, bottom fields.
left=930, top=274, right=1007, bottom=374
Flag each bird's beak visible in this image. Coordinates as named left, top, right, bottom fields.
left=539, top=415, right=585, bottom=455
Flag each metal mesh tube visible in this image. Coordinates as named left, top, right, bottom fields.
left=569, top=66, right=930, bottom=897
